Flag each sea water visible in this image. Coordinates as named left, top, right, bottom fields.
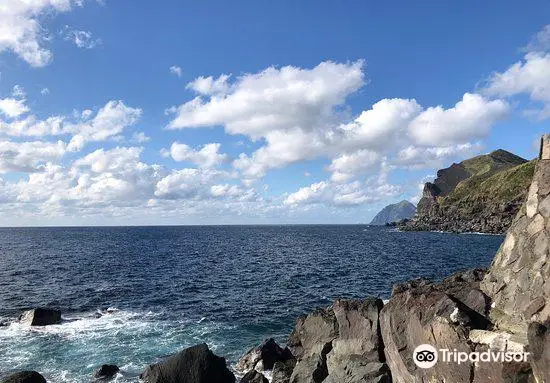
left=0, top=225, right=503, bottom=382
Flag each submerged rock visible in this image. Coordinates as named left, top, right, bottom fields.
left=93, top=364, right=119, bottom=381
left=140, top=343, right=235, bottom=383
left=19, top=308, right=61, bottom=326
left=1, top=371, right=46, bottom=383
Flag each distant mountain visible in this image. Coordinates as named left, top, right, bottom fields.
left=370, top=200, right=416, bottom=225
left=400, top=149, right=534, bottom=233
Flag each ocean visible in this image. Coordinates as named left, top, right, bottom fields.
left=0, top=225, right=503, bottom=382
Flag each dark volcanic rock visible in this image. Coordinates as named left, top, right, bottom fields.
left=272, top=359, right=296, bottom=383
left=236, top=338, right=293, bottom=372
left=94, top=364, right=119, bottom=381
left=1, top=371, right=46, bottom=383
left=286, top=298, right=390, bottom=383
left=240, top=370, right=268, bottom=383
left=19, top=308, right=61, bottom=326
left=140, top=343, right=235, bottom=383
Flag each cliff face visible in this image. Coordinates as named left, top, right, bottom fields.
left=401, top=149, right=534, bottom=233
left=370, top=200, right=416, bottom=225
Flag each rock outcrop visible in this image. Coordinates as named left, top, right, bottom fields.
left=0, top=372, right=47, bottom=383
left=400, top=149, right=534, bottom=233
left=285, top=298, right=391, bottom=383
left=140, top=343, right=235, bottom=383
left=19, top=308, right=61, bottom=326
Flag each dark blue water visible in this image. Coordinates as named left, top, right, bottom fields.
left=0, top=225, right=503, bottom=382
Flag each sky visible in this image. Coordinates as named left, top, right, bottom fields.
left=1, top=1, right=550, bottom=226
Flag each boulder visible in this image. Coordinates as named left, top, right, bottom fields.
left=236, top=338, right=293, bottom=372
left=19, top=308, right=61, bottom=326
left=140, top=343, right=235, bottom=383
left=287, top=298, right=390, bottom=383
left=381, top=269, right=534, bottom=382
left=1, top=371, right=47, bottom=383
left=93, top=364, right=119, bottom=381
left=240, top=370, right=268, bottom=383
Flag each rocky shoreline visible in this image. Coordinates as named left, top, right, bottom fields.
left=4, top=137, right=550, bottom=382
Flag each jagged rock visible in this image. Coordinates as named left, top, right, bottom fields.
left=287, top=298, right=390, bottom=383
left=482, top=136, right=550, bottom=335
left=19, top=308, right=61, bottom=326
left=272, top=359, right=296, bottom=383
left=240, top=370, right=268, bottom=383
left=93, top=364, right=119, bottom=381
left=236, top=338, right=293, bottom=372
left=1, top=371, right=46, bottom=383
left=380, top=282, right=478, bottom=383
left=528, top=321, right=550, bottom=382
left=140, top=343, right=235, bottom=383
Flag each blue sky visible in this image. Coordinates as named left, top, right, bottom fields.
left=1, top=1, right=550, bottom=226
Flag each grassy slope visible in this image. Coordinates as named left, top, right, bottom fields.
left=439, top=160, right=536, bottom=216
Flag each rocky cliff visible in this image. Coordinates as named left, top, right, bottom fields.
left=400, top=149, right=534, bottom=233
left=370, top=200, right=416, bottom=225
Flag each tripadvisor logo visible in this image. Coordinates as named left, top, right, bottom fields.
left=413, top=344, right=529, bottom=369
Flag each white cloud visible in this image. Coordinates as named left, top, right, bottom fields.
left=61, top=25, right=101, bottom=49
left=40, top=88, right=50, bottom=95
left=132, top=131, right=150, bottom=143
left=154, top=168, right=245, bottom=200
left=12, top=85, right=26, bottom=98
left=408, top=93, right=509, bottom=146
left=169, top=61, right=365, bottom=139
left=327, top=150, right=379, bottom=182
left=66, top=100, right=142, bottom=151
left=0, top=98, right=30, bottom=118
left=162, top=142, right=227, bottom=168
left=484, top=25, right=550, bottom=120
left=523, top=25, right=550, bottom=52
left=186, top=74, right=231, bottom=95
left=284, top=179, right=401, bottom=207
left=170, top=65, right=183, bottom=78
left=0, top=0, right=84, bottom=66
left=168, top=62, right=506, bottom=185
left=0, top=140, right=66, bottom=173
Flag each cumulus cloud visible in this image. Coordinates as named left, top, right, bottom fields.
left=168, top=62, right=506, bottom=186
left=408, top=93, right=509, bottom=146
left=0, top=140, right=66, bottom=173
left=186, top=74, right=231, bottom=95
left=284, top=179, right=401, bottom=207
left=162, top=142, right=227, bottom=168
left=0, top=0, right=84, bottom=66
left=61, top=25, right=102, bottom=49
left=0, top=98, right=30, bottom=118
left=484, top=25, right=550, bottom=120
left=169, top=61, right=366, bottom=139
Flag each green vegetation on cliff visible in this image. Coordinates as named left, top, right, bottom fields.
left=401, top=150, right=535, bottom=233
